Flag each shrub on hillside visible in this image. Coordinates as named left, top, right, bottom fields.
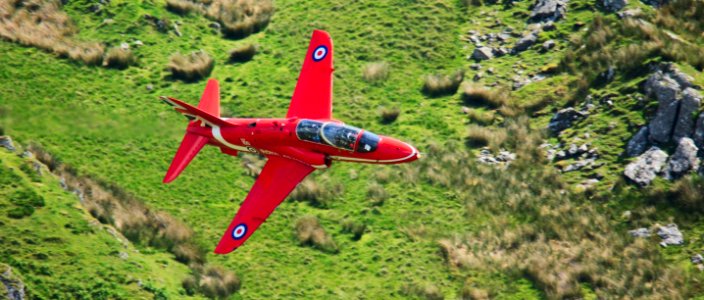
left=229, top=44, right=257, bottom=62
left=366, top=182, right=388, bottom=206
left=295, top=215, right=338, bottom=253
left=362, top=62, right=390, bottom=82
left=207, top=0, right=274, bottom=38
left=401, top=283, right=444, bottom=300
left=0, top=0, right=105, bottom=66
left=183, top=265, right=240, bottom=298
left=466, top=124, right=506, bottom=149
left=461, top=84, right=508, bottom=108
left=422, top=70, right=464, bottom=97
left=289, top=175, right=343, bottom=208
left=103, top=47, right=135, bottom=69
left=341, top=219, right=366, bottom=240
left=166, top=0, right=203, bottom=14
left=168, top=51, right=214, bottom=81
left=379, top=107, right=400, bottom=124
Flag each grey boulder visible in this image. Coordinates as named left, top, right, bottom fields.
left=629, top=227, right=651, bottom=238
left=664, top=138, right=699, bottom=180
left=657, top=223, right=684, bottom=247
left=529, top=0, right=568, bottom=22
left=693, top=112, right=704, bottom=149
left=548, top=108, right=586, bottom=134
left=623, top=147, right=668, bottom=186
left=513, top=33, right=538, bottom=53
left=672, top=88, right=702, bottom=141
left=472, top=47, right=494, bottom=61
left=602, top=0, right=627, bottom=11
left=626, top=126, right=650, bottom=157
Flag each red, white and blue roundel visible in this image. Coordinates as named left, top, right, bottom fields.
left=232, top=224, right=248, bottom=240
left=312, top=45, right=328, bottom=62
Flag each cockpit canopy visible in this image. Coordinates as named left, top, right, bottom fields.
left=296, top=120, right=379, bottom=153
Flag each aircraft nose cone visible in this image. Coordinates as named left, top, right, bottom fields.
left=378, top=137, right=419, bottom=163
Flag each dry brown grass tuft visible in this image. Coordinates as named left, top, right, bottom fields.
left=103, top=47, right=135, bottom=69
left=464, top=108, right=495, bottom=125
left=401, top=283, right=444, bottom=300
left=0, top=0, right=105, bottom=65
left=379, top=107, right=400, bottom=124
left=341, top=219, right=366, bottom=240
left=183, top=265, right=241, bottom=298
left=207, top=0, right=274, bottom=38
left=166, top=0, right=204, bottom=14
left=422, top=70, right=464, bottom=97
left=362, top=62, right=390, bottom=82
left=229, top=44, right=257, bottom=62
left=168, top=51, right=214, bottom=81
left=466, top=124, right=506, bottom=149
left=289, top=175, right=342, bottom=208
left=461, top=84, right=508, bottom=108
left=366, top=182, right=388, bottom=206
left=295, top=215, right=338, bottom=253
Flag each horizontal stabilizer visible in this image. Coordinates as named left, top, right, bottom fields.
left=163, top=132, right=208, bottom=183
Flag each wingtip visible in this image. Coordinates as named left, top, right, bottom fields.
left=213, top=244, right=235, bottom=255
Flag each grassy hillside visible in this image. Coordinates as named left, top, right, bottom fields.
left=1, top=0, right=704, bottom=298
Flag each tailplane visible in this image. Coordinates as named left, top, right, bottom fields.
left=162, top=79, right=222, bottom=183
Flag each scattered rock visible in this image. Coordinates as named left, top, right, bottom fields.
left=692, top=254, right=703, bottom=264
left=118, top=252, right=129, bottom=260
left=133, top=40, right=144, bottom=47
left=602, top=0, right=627, bottom=11
left=629, top=227, right=650, bottom=238
left=542, top=21, right=556, bottom=31
left=626, top=126, right=650, bottom=157
left=529, top=0, right=568, bottom=22
left=563, top=158, right=596, bottom=172
left=664, top=138, right=699, bottom=179
left=473, top=73, right=483, bottom=81
left=119, top=42, right=130, bottom=50
left=623, top=147, right=668, bottom=186
left=617, top=8, right=642, bottom=18
left=173, top=24, right=182, bottom=37
left=647, top=77, right=680, bottom=143
left=0, top=264, right=25, bottom=300
left=513, top=33, right=538, bottom=53
left=209, top=22, right=222, bottom=30
left=575, top=179, right=599, bottom=191
left=693, top=113, right=704, bottom=149
left=548, top=108, right=586, bottom=134
left=542, top=40, right=556, bottom=51
left=641, top=0, right=667, bottom=8
left=673, top=88, right=702, bottom=141
left=470, top=63, right=481, bottom=70
left=477, top=148, right=516, bottom=167
left=472, top=47, right=494, bottom=61
left=492, top=47, right=509, bottom=57
left=146, top=84, right=154, bottom=91
left=0, top=136, right=15, bottom=152
left=657, top=223, right=684, bottom=246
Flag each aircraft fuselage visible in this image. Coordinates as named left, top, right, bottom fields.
left=186, top=117, right=418, bottom=169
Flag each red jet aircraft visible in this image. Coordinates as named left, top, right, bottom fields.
left=161, top=30, right=419, bottom=254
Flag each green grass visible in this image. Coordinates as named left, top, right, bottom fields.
left=2, top=0, right=704, bottom=298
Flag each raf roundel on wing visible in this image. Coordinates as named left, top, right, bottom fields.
left=312, top=45, right=328, bottom=62
left=232, top=224, right=248, bottom=239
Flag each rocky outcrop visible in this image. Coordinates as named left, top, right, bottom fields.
left=657, top=223, right=684, bottom=247
left=0, top=136, right=15, bottom=152
left=626, top=126, right=650, bottom=157
left=477, top=148, right=516, bottom=167
left=694, top=113, right=704, bottom=150
left=624, top=147, right=668, bottom=186
left=602, top=0, right=627, bottom=11
left=664, top=138, right=699, bottom=179
left=548, top=108, right=586, bottom=134
left=513, top=33, right=537, bottom=53
left=646, top=75, right=681, bottom=143
left=673, top=88, right=702, bottom=141
left=529, top=0, right=568, bottom=22
left=629, top=227, right=651, bottom=238
left=1, top=264, right=25, bottom=300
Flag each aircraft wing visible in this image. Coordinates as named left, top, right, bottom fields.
left=286, top=30, right=334, bottom=119
left=214, top=156, right=315, bottom=254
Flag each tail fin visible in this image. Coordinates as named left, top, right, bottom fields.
left=162, top=79, right=221, bottom=183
